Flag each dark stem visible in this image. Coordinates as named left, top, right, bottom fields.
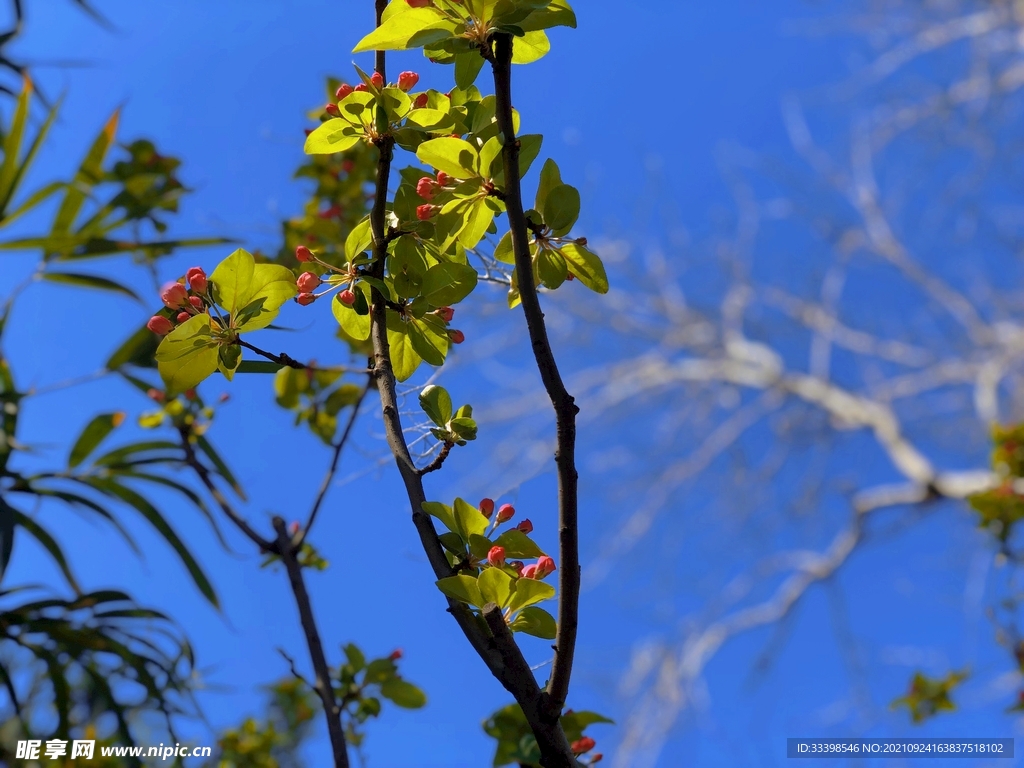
left=178, top=428, right=274, bottom=552
left=490, top=32, right=581, bottom=720
left=273, top=517, right=349, bottom=768
left=416, top=441, right=454, bottom=476
left=296, top=374, right=375, bottom=548
left=236, top=338, right=369, bottom=374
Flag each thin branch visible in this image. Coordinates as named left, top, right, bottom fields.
left=236, top=338, right=369, bottom=374
left=491, top=32, right=581, bottom=722
left=273, top=517, right=348, bottom=768
left=416, top=441, right=453, bottom=476
left=296, top=374, right=375, bottom=548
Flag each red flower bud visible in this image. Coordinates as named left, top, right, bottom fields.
left=571, top=737, right=596, bottom=755
left=389, top=648, right=403, bottom=661
left=448, top=329, right=465, bottom=344
left=353, top=83, right=368, bottom=93
left=295, top=245, right=314, bottom=262
left=297, top=292, right=316, bottom=306
left=413, top=93, right=429, bottom=109
left=521, top=564, right=538, bottom=579
left=535, top=555, right=557, bottom=579
left=325, top=102, right=340, bottom=117
left=487, top=546, right=506, bottom=568
left=297, top=272, right=322, bottom=293
left=591, top=753, right=603, bottom=763
left=186, top=266, right=208, bottom=294
left=479, top=498, right=495, bottom=518
left=496, top=503, right=515, bottom=523
left=176, top=311, right=191, bottom=324
left=436, top=171, right=451, bottom=186
left=342, top=159, right=355, bottom=173
left=416, top=204, right=438, bottom=221
left=516, top=519, right=533, bottom=534
left=219, top=392, right=230, bottom=403
left=147, top=315, right=174, bottom=335
left=416, top=177, right=437, bottom=201
left=184, top=388, right=197, bottom=400
left=370, top=72, right=384, bottom=89
left=146, top=388, right=165, bottom=402
left=398, top=71, right=420, bottom=92
left=160, top=281, right=188, bottom=308
left=436, top=306, right=454, bottom=322
left=189, top=295, right=204, bottom=309
left=337, top=289, right=356, bottom=306
left=335, top=84, right=354, bottom=100
left=406, top=0, right=431, bottom=7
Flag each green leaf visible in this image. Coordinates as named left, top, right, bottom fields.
left=507, top=578, right=555, bottom=614
left=417, top=137, right=480, bottom=178
left=558, top=242, right=608, bottom=294
left=422, top=262, right=478, bottom=306
left=68, top=412, right=126, bottom=468
left=436, top=574, right=483, bottom=607
left=535, top=246, right=567, bottom=289
left=343, top=643, right=366, bottom=672
left=535, top=158, right=563, bottom=213
left=454, top=497, right=489, bottom=541
left=51, top=108, right=119, bottom=236
left=517, top=134, right=543, bottom=178
left=0, top=79, right=37, bottom=216
left=458, top=198, right=495, bottom=250
left=511, top=29, right=551, bottom=64
left=386, top=321, right=423, bottom=382
left=517, top=0, right=577, bottom=32
left=364, top=657, right=396, bottom=684
left=332, top=283, right=372, bottom=341
left=210, top=248, right=297, bottom=329
left=197, top=435, right=247, bottom=500
left=380, top=678, right=427, bottom=709
left=408, top=314, right=449, bottom=367
left=420, top=385, right=452, bottom=426
left=455, top=51, right=486, bottom=89
left=0, top=497, right=14, bottom=583
left=41, top=271, right=140, bottom=300
left=423, top=501, right=458, bottom=535
left=352, top=7, right=455, bottom=53
left=494, top=230, right=515, bottom=265
left=153, top=314, right=220, bottom=395
left=509, top=606, right=556, bottom=639
left=468, top=533, right=495, bottom=560
left=542, top=183, right=580, bottom=235
left=236, top=360, right=283, bottom=374
left=304, top=119, right=362, bottom=155
left=493, top=530, right=544, bottom=558
left=479, top=567, right=514, bottom=608
left=345, top=217, right=373, bottom=260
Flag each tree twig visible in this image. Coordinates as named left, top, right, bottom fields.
left=416, top=441, right=453, bottom=476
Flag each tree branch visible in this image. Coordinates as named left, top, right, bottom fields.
left=491, top=32, right=581, bottom=721
left=416, top=441, right=453, bottom=476
left=273, top=517, right=349, bottom=768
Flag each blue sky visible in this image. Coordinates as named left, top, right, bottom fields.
left=3, top=1, right=1021, bottom=766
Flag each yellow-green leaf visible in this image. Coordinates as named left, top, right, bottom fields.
left=154, top=314, right=220, bottom=395
left=559, top=242, right=609, bottom=294
left=209, top=248, right=297, bottom=330
left=416, top=137, right=480, bottom=179
left=304, top=119, right=362, bottom=155
left=352, top=7, right=455, bottom=53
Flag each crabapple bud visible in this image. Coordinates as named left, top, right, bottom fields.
left=297, top=272, right=321, bottom=293
left=413, top=93, right=429, bottom=108
left=521, top=564, right=538, bottom=579
left=436, top=171, right=451, bottom=186
left=389, top=649, right=403, bottom=661
left=147, top=315, right=174, bottom=335
left=571, top=737, right=596, bottom=755
left=160, top=281, right=188, bottom=308
left=416, top=177, right=437, bottom=201
left=448, top=329, right=465, bottom=344
left=398, top=71, right=419, bottom=92
left=416, top=204, right=438, bottom=221
left=536, top=555, right=557, bottom=579
left=295, top=245, right=314, bottom=262
left=189, top=295, right=204, bottom=309
left=297, top=292, right=316, bottom=306
left=146, top=388, right=164, bottom=402
left=325, top=102, right=340, bottom=117
left=335, top=84, right=354, bottom=100
left=370, top=72, right=384, bottom=89
left=184, top=389, right=197, bottom=400
left=496, top=503, right=515, bottom=523
left=186, top=266, right=208, bottom=294
left=591, top=754, right=604, bottom=763
left=337, top=289, right=356, bottom=306
left=176, top=311, right=191, bottom=324
left=479, top=498, right=495, bottom=518
left=436, top=306, right=454, bottom=322
left=288, top=520, right=300, bottom=535
left=516, top=519, right=533, bottom=534
left=406, top=0, right=431, bottom=7
left=487, top=546, right=506, bottom=568
left=353, top=83, right=368, bottom=92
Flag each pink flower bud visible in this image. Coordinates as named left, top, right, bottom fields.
left=516, top=519, right=533, bottom=534
left=416, top=176, right=437, bottom=201
left=297, top=292, right=316, bottom=306
left=288, top=520, right=300, bottom=535
left=370, top=72, right=384, bottom=89
left=189, top=295, right=204, bottom=309
left=398, top=71, right=420, bottom=92
left=448, top=329, right=465, bottom=344
left=591, top=753, right=603, bottom=763
left=297, top=272, right=322, bottom=292
left=436, top=171, right=451, bottom=186
left=176, top=311, right=191, bottom=324
left=487, top=546, right=506, bottom=568
left=335, top=84, right=354, bottom=100
left=496, top=503, right=515, bottom=523
left=337, top=289, right=356, bottom=306
left=479, top=498, right=495, bottom=518
left=535, top=555, right=557, bottom=579
left=147, top=315, right=174, bottom=335
left=295, top=245, right=314, bottom=262
left=186, top=266, right=208, bottom=294
left=413, top=93, right=429, bottom=109
left=325, top=103, right=340, bottom=117
left=160, top=281, right=188, bottom=308
left=436, top=306, right=454, bottom=322
left=521, top=564, right=538, bottom=579
left=416, top=204, right=438, bottom=221
left=389, top=648, right=403, bottom=661
left=353, top=83, right=368, bottom=93
left=406, top=0, right=431, bottom=7
left=571, top=737, right=596, bottom=755
left=146, top=388, right=165, bottom=402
